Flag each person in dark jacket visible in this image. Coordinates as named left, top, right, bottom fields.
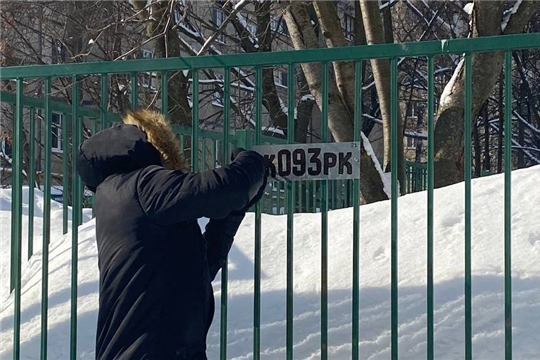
left=77, top=110, right=271, bottom=360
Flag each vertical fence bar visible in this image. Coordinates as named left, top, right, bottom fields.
left=70, top=76, right=81, bottom=360
left=352, top=60, right=362, bottom=360
left=464, top=53, right=473, bottom=360
left=62, top=112, right=69, bottom=234
left=11, top=78, right=24, bottom=360
left=9, top=103, right=16, bottom=292
left=28, top=107, right=36, bottom=259
left=304, top=182, right=308, bottom=213
left=390, top=57, right=399, bottom=360
left=277, top=182, right=281, bottom=214
left=253, top=66, right=263, bottom=360
left=180, top=135, right=185, bottom=156
left=504, top=51, right=513, bottom=360
left=286, top=62, right=296, bottom=360
left=100, top=74, right=108, bottom=129
left=427, top=56, right=435, bottom=360
left=191, top=70, right=199, bottom=172
left=220, top=68, right=230, bottom=360
left=320, top=62, right=329, bottom=360
left=212, top=140, right=217, bottom=168
left=131, top=71, right=138, bottom=108
left=298, top=181, right=303, bottom=213
left=199, top=141, right=203, bottom=170
left=41, top=77, right=52, bottom=360
left=161, top=71, right=168, bottom=115
left=92, top=119, right=98, bottom=137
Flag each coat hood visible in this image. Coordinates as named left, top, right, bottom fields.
left=122, top=109, right=187, bottom=171
left=77, top=123, right=162, bottom=192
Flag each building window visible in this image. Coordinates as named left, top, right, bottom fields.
left=271, top=16, right=288, bottom=35
left=406, top=136, right=417, bottom=150
left=0, top=130, right=12, bottom=161
left=246, top=21, right=257, bottom=37
left=342, top=13, right=354, bottom=41
left=238, top=13, right=257, bottom=37
left=52, top=112, right=63, bottom=152
left=51, top=39, right=67, bottom=64
left=212, top=7, right=226, bottom=43
left=142, top=49, right=154, bottom=59
left=212, top=91, right=223, bottom=107
left=212, top=75, right=224, bottom=107
left=139, top=50, right=157, bottom=90
left=274, top=69, right=288, bottom=87
left=142, top=72, right=157, bottom=90
left=173, top=0, right=187, bottom=23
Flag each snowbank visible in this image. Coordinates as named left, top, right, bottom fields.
left=1, top=166, right=539, bottom=359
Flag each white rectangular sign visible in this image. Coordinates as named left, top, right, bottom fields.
left=253, top=142, right=361, bottom=181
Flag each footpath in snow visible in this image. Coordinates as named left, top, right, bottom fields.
left=1, top=166, right=539, bottom=360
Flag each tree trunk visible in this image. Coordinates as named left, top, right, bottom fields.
left=138, top=0, right=193, bottom=159
left=284, top=2, right=388, bottom=203
left=313, top=1, right=355, bottom=114
left=434, top=0, right=537, bottom=187
left=359, top=0, right=405, bottom=194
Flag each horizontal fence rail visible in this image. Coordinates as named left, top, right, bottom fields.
left=1, top=33, right=538, bottom=360
left=0, top=34, right=538, bottom=78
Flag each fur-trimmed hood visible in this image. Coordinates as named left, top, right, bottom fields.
left=122, top=110, right=187, bottom=171
left=77, top=110, right=187, bottom=192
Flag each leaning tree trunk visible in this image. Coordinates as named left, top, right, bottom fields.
left=359, top=0, right=405, bottom=194
left=133, top=0, right=193, bottom=159
left=433, top=0, right=537, bottom=188
left=284, top=2, right=388, bottom=204
left=313, top=1, right=356, bottom=114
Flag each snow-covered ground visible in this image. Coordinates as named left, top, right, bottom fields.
left=1, top=166, right=539, bottom=360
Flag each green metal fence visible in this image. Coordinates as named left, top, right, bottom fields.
left=1, top=33, right=539, bottom=360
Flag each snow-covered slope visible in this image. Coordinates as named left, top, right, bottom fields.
left=1, top=166, right=539, bottom=360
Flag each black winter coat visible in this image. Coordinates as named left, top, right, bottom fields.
left=76, top=124, right=266, bottom=360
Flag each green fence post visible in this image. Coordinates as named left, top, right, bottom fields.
left=192, top=70, right=199, bottom=172
left=352, top=60, right=362, bottom=360
left=100, top=74, right=108, bottom=129
left=504, top=51, right=513, bottom=360
left=131, top=72, right=138, bottom=109
left=28, top=107, right=36, bottom=259
left=390, top=57, right=399, bottom=360
left=253, top=66, right=263, bottom=360
left=235, top=129, right=254, bottom=151
left=161, top=71, right=168, bottom=115
left=286, top=62, right=296, bottom=360
left=320, top=61, right=329, bottom=360
left=41, top=77, right=53, bottom=360
left=70, top=76, right=81, bottom=360
left=12, top=78, right=24, bottom=360
left=427, top=55, right=435, bottom=360
left=62, top=112, right=69, bottom=234
left=220, top=68, right=231, bottom=360
left=464, top=53, right=473, bottom=360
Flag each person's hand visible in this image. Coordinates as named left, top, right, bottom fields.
left=230, top=147, right=276, bottom=211
left=230, top=147, right=276, bottom=179
left=244, top=157, right=276, bottom=209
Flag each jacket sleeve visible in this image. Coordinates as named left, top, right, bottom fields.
left=204, top=212, right=245, bottom=281
left=136, top=151, right=265, bottom=226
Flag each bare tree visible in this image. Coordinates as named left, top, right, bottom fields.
left=283, top=1, right=388, bottom=203
left=433, top=0, right=538, bottom=187
left=360, top=0, right=405, bottom=193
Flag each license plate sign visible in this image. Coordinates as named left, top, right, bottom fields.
left=253, top=143, right=361, bottom=181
